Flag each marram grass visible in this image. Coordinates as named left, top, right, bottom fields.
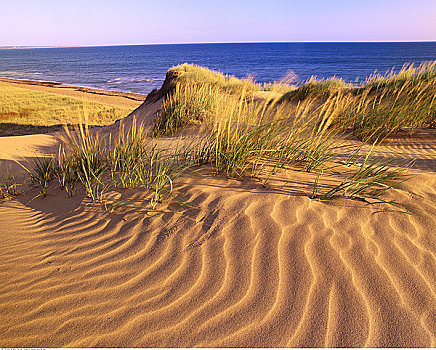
left=55, top=119, right=197, bottom=210
left=150, top=64, right=421, bottom=209
left=312, top=62, right=436, bottom=142
left=4, top=63, right=427, bottom=212
left=157, top=62, right=436, bottom=143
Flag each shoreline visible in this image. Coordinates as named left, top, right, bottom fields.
left=1, top=41, right=435, bottom=49
left=0, top=77, right=147, bottom=101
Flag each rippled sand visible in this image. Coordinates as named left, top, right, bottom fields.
left=1, top=128, right=436, bottom=347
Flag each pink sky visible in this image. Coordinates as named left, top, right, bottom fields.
left=1, top=0, right=435, bottom=46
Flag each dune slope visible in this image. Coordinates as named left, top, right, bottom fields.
left=0, top=135, right=436, bottom=347
left=1, top=73, right=436, bottom=346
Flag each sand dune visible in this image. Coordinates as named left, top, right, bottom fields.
left=1, top=135, right=436, bottom=347
left=1, top=90, right=436, bottom=346
left=340, top=129, right=436, bottom=174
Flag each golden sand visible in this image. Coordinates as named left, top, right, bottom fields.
left=0, top=94, right=435, bottom=347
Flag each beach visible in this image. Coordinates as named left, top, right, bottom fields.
left=1, top=68, right=436, bottom=347
left=0, top=77, right=146, bottom=109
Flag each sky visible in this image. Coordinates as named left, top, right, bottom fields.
left=0, top=0, right=435, bottom=46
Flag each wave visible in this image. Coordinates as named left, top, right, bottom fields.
left=106, top=77, right=163, bottom=84
left=0, top=71, right=45, bottom=76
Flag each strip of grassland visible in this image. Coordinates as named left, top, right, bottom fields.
left=0, top=81, right=137, bottom=134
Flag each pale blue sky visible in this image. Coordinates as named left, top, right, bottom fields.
left=1, top=0, right=435, bottom=46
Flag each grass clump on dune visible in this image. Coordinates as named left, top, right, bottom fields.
left=166, top=63, right=260, bottom=95
left=151, top=64, right=417, bottom=208
left=153, top=63, right=263, bottom=136
left=60, top=124, right=110, bottom=202
left=111, top=120, right=192, bottom=204
left=208, top=95, right=336, bottom=178
left=265, top=62, right=436, bottom=143
left=51, top=120, right=194, bottom=211
left=0, top=173, right=19, bottom=199
left=312, top=146, right=410, bottom=207
left=281, top=76, right=348, bottom=102
left=29, top=157, right=55, bottom=197
left=324, top=62, right=436, bottom=142
left=152, top=81, right=230, bottom=136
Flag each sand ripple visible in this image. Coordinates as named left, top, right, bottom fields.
left=1, top=130, right=436, bottom=347
left=1, top=168, right=435, bottom=347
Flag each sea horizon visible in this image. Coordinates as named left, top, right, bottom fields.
left=1, top=42, right=436, bottom=94
left=2, top=40, right=436, bottom=48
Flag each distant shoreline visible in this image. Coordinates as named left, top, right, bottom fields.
left=0, top=46, right=66, bottom=49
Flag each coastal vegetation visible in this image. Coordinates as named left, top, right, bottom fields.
left=150, top=64, right=412, bottom=207
left=0, top=81, right=134, bottom=135
left=9, top=122, right=199, bottom=214
left=4, top=62, right=433, bottom=212
left=9, top=116, right=405, bottom=213
left=155, top=62, right=436, bottom=142
left=0, top=172, right=19, bottom=199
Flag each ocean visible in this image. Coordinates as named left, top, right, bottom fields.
left=1, top=42, right=436, bottom=94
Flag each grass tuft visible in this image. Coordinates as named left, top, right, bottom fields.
left=30, top=157, right=54, bottom=197
left=316, top=151, right=410, bottom=205
left=0, top=174, right=20, bottom=198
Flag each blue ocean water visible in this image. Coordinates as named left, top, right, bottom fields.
left=1, top=42, right=435, bottom=94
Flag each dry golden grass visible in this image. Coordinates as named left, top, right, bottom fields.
left=0, top=82, right=134, bottom=128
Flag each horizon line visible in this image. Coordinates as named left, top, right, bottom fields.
left=1, top=40, right=436, bottom=49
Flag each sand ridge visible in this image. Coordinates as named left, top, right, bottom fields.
left=0, top=159, right=436, bottom=347
left=0, top=95, right=436, bottom=346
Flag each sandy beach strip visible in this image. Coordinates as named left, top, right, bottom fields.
left=0, top=77, right=146, bottom=110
